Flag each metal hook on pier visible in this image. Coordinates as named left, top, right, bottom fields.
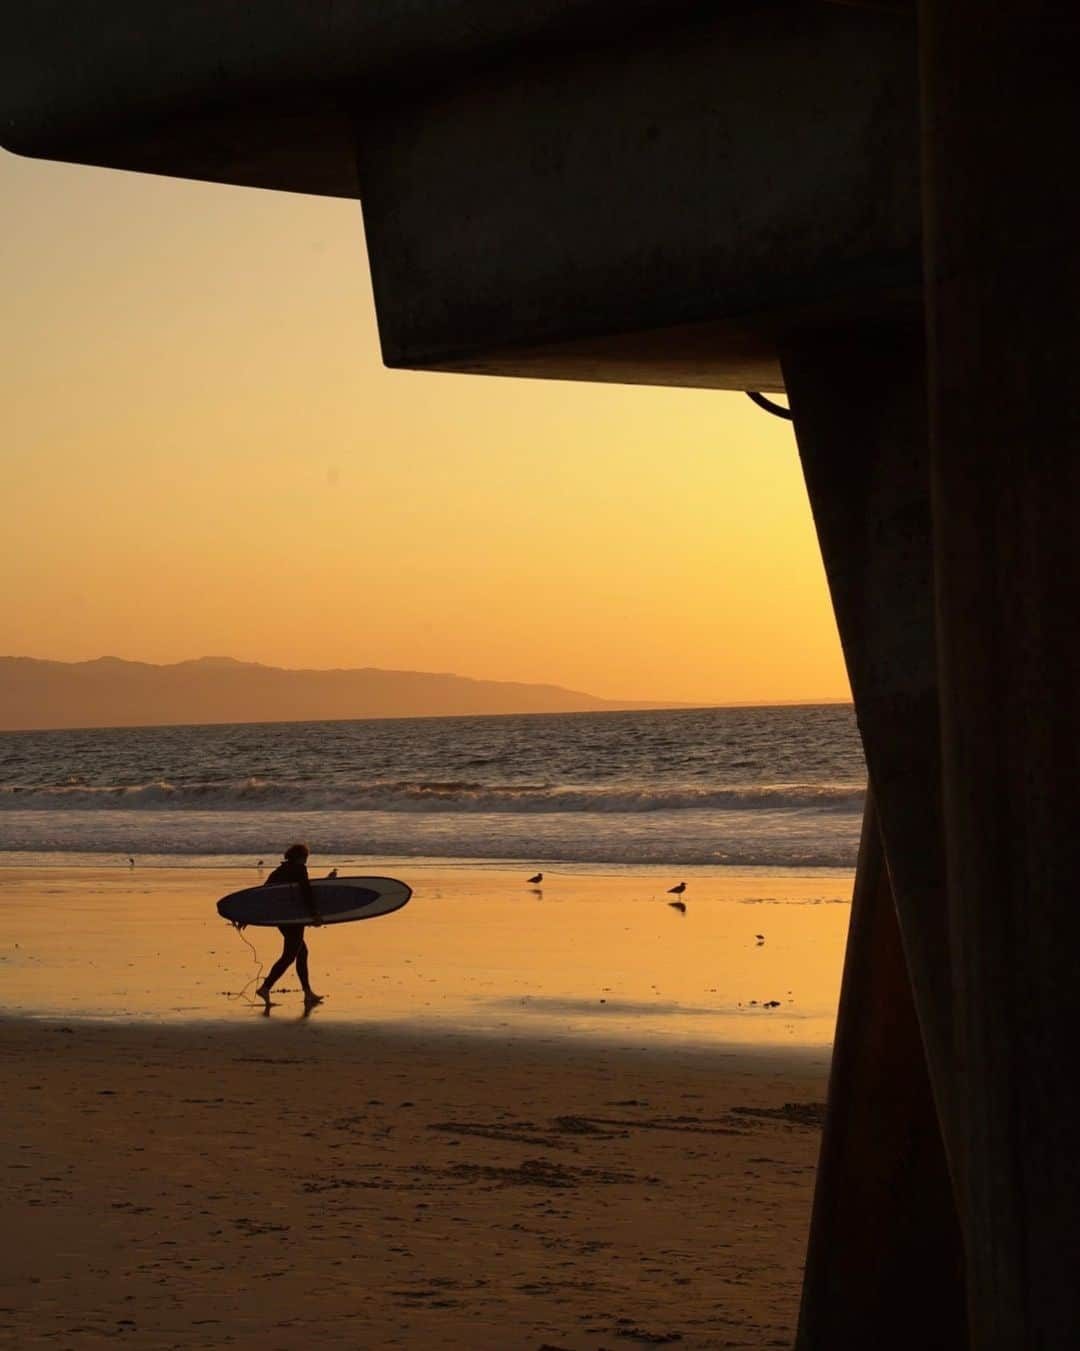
left=745, top=391, right=793, bottom=420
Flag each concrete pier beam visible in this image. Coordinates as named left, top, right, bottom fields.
left=1, top=4, right=923, bottom=395
left=922, top=3, right=1080, bottom=1342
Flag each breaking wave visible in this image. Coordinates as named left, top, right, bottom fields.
left=0, top=778, right=865, bottom=815
left=0, top=706, right=866, bottom=868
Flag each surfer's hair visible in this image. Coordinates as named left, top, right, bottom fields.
left=284, top=842, right=310, bottom=861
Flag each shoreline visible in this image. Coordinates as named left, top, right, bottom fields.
left=0, top=850, right=857, bottom=880
left=0, top=864, right=851, bottom=1046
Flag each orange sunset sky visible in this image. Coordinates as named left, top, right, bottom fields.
left=2, top=149, right=848, bottom=706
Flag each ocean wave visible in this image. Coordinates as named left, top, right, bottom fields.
left=0, top=815, right=860, bottom=869
left=0, top=778, right=866, bottom=815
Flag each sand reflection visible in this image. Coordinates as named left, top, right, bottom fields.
left=0, top=863, right=852, bottom=1047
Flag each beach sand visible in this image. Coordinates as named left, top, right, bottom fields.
left=0, top=865, right=847, bottom=1348
left=0, top=864, right=851, bottom=1044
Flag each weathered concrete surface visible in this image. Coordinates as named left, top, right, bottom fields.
left=1, top=0, right=700, bottom=197
left=922, top=3, right=1080, bottom=1343
left=2, top=3, right=921, bottom=391
left=797, top=792, right=965, bottom=1350
left=782, top=328, right=954, bottom=1130
left=358, top=5, right=920, bottom=387
left=785, top=329, right=966, bottom=1343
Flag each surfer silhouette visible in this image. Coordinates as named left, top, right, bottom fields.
left=255, top=843, right=325, bottom=1008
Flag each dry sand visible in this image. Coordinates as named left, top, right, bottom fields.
left=0, top=864, right=845, bottom=1348
left=1, top=1019, right=825, bottom=1350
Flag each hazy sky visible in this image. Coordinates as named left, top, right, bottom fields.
left=2, top=149, right=847, bottom=705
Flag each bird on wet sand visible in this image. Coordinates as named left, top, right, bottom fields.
left=668, top=899, right=687, bottom=914
left=127, top=857, right=135, bottom=867
left=527, top=873, right=543, bottom=885
left=667, top=881, right=687, bottom=896
left=327, top=868, right=339, bottom=879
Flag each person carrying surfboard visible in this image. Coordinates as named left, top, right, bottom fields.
left=255, top=843, right=325, bottom=1008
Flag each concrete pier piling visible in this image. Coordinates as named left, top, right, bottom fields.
left=922, top=3, right=1080, bottom=1342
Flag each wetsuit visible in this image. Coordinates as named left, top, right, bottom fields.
left=261, top=857, right=319, bottom=993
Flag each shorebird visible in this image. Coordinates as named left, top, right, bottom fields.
left=327, top=868, right=338, bottom=879
left=667, top=881, right=687, bottom=896
left=527, top=873, right=543, bottom=885
left=668, top=899, right=687, bottom=914
left=256, top=858, right=264, bottom=869
left=127, top=857, right=135, bottom=867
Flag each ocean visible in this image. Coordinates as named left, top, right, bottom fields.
left=0, top=705, right=864, bottom=872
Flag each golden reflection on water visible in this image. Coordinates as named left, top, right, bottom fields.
left=0, top=866, right=852, bottom=1047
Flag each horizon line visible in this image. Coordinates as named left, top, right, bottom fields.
left=1, top=651, right=851, bottom=713
left=0, top=699, right=855, bottom=737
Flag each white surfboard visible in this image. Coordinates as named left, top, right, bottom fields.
left=217, top=875, right=411, bottom=927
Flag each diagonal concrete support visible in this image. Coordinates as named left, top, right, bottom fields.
left=796, top=790, right=965, bottom=1349
left=922, top=3, right=1080, bottom=1342
left=782, top=328, right=966, bottom=1344
left=782, top=329, right=955, bottom=1125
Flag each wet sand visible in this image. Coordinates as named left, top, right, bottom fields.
left=0, top=864, right=851, bottom=1045
left=0, top=865, right=846, bottom=1347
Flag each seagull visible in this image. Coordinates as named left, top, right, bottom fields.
left=755, top=933, right=765, bottom=945
left=527, top=873, right=543, bottom=885
left=668, top=899, right=687, bottom=914
left=327, top=868, right=339, bottom=879
left=667, top=881, right=687, bottom=896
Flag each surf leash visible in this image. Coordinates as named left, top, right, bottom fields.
left=223, top=920, right=266, bottom=1005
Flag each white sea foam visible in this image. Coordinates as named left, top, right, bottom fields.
left=0, top=804, right=863, bottom=868
left=0, top=779, right=865, bottom=815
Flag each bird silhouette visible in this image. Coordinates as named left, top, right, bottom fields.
left=668, top=900, right=687, bottom=914
left=755, top=933, right=765, bottom=945
left=667, top=881, right=687, bottom=896
left=527, top=873, right=543, bottom=885
left=127, top=857, right=135, bottom=867
left=327, top=868, right=339, bottom=879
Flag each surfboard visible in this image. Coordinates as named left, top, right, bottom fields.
left=216, top=875, right=411, bottom=927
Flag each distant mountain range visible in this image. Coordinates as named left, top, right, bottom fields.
left=0, top=656, right=686, bottom=731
